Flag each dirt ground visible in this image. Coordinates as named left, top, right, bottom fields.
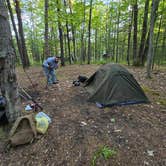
left=0, top=64, right=166, bottom=166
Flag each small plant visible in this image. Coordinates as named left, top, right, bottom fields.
left=91, top=145, right=117, bottom=166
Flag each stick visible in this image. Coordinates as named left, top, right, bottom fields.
left=19, top=87, right=43, bottom=110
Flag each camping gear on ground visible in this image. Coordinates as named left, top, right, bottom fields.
left=25, top=104, right=33, bottom=111
left=85, top=63, right=149, bottom=107
left=0, top=96, right=8, bottom=125
left=96, top=102, right=103, bottom=108
left=35, top=112, right=51, bottom=124
left=73, top=75, right=88, bottom=86
left=35, top=112, right=51, bottom=134
left=0, top=96, right=6, bottom=109
left=19, top=87, right=43, bottom=111
left=35, top=116, right=49, bottom=134
left=73, top=80, right=80, bottom=86
left=9, top=114, right=37, bottom=146
left=78, top=75, right=88, bottom=83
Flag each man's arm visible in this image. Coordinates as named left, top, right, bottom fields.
left=43, top=59, right=49, bottom=68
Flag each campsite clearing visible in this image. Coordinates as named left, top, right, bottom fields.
left=0, top=64, right=165, bottom=166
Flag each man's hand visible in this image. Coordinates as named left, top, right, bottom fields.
left=48, top=65, right=52, bottom=70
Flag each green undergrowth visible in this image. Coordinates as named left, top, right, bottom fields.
left=156, top=98, right=166, bottom=106
left=91, top=145, right=117, bottom=166
left=142, top=86, right=160, bottom=96
left=142, top=86, right=166, bottom=106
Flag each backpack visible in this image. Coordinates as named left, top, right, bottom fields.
left=9, top=114, right=37, bottom=146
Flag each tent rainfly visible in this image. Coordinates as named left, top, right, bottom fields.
left=85, top=64, right=149, bottom=107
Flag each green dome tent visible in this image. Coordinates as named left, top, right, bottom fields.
left=85, top=64, right=149, bottom=107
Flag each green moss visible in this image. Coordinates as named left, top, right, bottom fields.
left=142, top=86, right=160, bottom=96
left=156, top=98, right=166, bottom=106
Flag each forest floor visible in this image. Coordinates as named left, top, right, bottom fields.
left=0, top=64, right=166, bottom=166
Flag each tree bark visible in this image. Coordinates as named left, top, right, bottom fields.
left=6, top=0, right=23, bottom=64
left=14, top=0, right=30, bottom=68
left=69, top=0, right=77, bottom=62
left=127, top=9, right=133, bottom=66
left=87, top=0, right=93, bottom=64
left=138, top=0, right=149, bottom=66
left=80, top=0, right=86, bottom=63
left=162, top=27, right=166, bottom=61
left=64, top=0, right=71, bottom=64
left=29, top=0, right=40, bottom=62
left=146, top=0, right=161, bottom=78
left=152, top=13, right=162, bottom=69
left=94, top=28, right=98, bottom=61
left=0, top=0, right=21, bottom=122
left=57, top=0, right=65, bottom=66
left=44, top=0, right=49, bottom=58
left=116, top=8, right=120, bottom=63
left=133, top=0, right=138, bottom=66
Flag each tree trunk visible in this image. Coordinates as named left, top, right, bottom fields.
left=80, top=0, right=86, bottom=63
left=57, top=0, right=65, bottom=66
left=127, top=9, right=133, bottom=66
left=87, top=0, right=93, bottom=64
left=44, top=0, right=49, bottom=58
left=133, top=0, right=138, bottom=66
left=0, top=0, right=21, bottom=122
left=94, top=28, right=98, bottom=61
left=6, top=0, right=23, bottom=64
left=138, top=0, right=149, bottom=66
left=64, top=0, right=71, bottom=64
left=162, top=27, right=166, bottom=61
left=112, top=31, right=116, bottom=61
left=146, top=0, right=161, bottom=78
left=29, top=0, right=40, bottom=62
left=116, top=8, right=120, bottom=63
left=69, top=0, right=76, bottom=62
left=152, top=13, right=162, bottom=69
left=14, top=0, right=30, bottom=68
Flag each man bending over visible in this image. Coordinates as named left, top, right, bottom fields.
left=42, top=56, right=59, bottom=85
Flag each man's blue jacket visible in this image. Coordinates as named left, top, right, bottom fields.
left=43, top=57, right=58, bottom=69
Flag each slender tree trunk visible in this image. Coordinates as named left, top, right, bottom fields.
left=66, top=23, right=71, bottom=64
left=87, top=0, right=93, bottom=64
left=147, top=0, right=161, bottom=78
left=52, top=26, right=58, bottom=55
left=105, top=16, right=108, bottom=54
left=138, top=0, right=149, bottom=66
left=112, top=31, right=116, bottom=61
left=14, top=0, right=30, bottom=68
left=107, top=12, right=112, bottom=55
left=50, top=26, right=54, bottom=55
left=64, top=0, right=71, bottom=64
left=64, top=33, right=67, bottom=60
left=29, top=0, right=40, bottom=62
left=116, top=9, right=120, bottom=63
left=80, top=0, right=86, bottom=63
left=69, top=0, right=76, bottom=62
left=127, top=10, right=133, bottom=66
left=94, top=28, right=98, bottom=61
left=56, top=0, right=65, bottom=66
left=162, top=27, right=166, bottom=61
left=0, top=0, right=21, bottom=122
left=133, top=0, right=138, bottom=66
left=44, top=0, right=49, bottom=58
left=71, top=25, right=76, bottom=62
left=6, top=0, right=23, bottom=64
left=152, top=13, right=162, bottom=69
